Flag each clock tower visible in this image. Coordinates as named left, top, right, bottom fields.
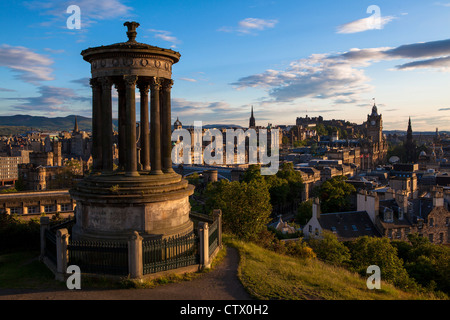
left=367, top=103, right=382, bottom=143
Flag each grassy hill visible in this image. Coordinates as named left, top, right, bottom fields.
left=0, top=115, right=93, bottom=133
left=225, top=236, right=442, bottom=300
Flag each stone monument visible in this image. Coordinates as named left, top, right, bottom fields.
left=70, top=22, right=194, bottom=241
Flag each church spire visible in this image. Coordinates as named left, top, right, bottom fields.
left=249, top=105, right=256, bottom=128
left=405, top=117, right=416, bottom=163
left=407, top=117, right=412, bottom=139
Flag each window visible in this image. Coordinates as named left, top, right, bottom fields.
left=60, top=203, right=72, bottom=212
left=429, top=218, right=434, bottom=227
left=440, top=233, right=444, bottom=243
left=44, top=205, right=54, bottom=213
left=309, top=225, right=312, bottom=233
left=351, top=225, right=358, bottom=231
left=331, top=226, right=337, bottom=233
left=10, top=207, right=22, bottom=214
left=428, top=234, right=434, bottom=243
left=28, top=206, right=38, bottom=214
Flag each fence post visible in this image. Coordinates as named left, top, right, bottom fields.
left=55, top=228, right=69, bottom=281
left=128, top=231, right=143, bottom=279
left=198, top=222, right=210, bottom=269
left=39, top=216, right=50, bottom=261
left=213, top=209, right=222, bottom=249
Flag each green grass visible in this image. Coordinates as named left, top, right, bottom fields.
left=224, top=235, right=443, bottom=300
left=0, top=251, right=63, bottom=289
left=0, top=246, right=228, bottom=290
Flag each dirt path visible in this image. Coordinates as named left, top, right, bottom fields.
left=0, top=247, right=252, bottom=300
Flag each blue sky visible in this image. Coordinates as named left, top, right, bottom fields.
left=1, top=0, right=450, bottom=131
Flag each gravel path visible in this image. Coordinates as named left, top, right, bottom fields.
left=0, top=247, right=252, bottom=300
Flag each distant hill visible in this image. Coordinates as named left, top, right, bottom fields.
left=0, top=115, right=244, bottom=135
left=0, top=115, right=92, bottom=133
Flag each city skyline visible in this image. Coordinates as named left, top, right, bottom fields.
left=1, top=1, right=450, bottom=131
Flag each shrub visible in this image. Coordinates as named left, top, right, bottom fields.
left=285, top=240, right=316, bottom=260
left=0, top=213, right=40, bottom=253
left=307, top=231, right=351, bottom=266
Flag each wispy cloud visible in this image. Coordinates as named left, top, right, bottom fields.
left=147, top=29, right=180, bottom=48
left=178, top=78, right=197, bottom=82
left=337, top=15, right=395, bottom=34
left=219, top=18, right=278, bottom=35
left=7, top=86, right=89, bottom=114
left=231, top=53, right=373, bottom=104
left=0, top=88, right=16, bottom=92
left=231, top=38, right=450, bottom=106
left=24, top=0, right=133, bottom=28
left=434, top=2, right=450, bottom=7
left=0, top=44, right=54, bottom=84
left=438, top=107, right=450, bottom=111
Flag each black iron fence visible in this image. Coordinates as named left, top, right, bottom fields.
left=41, top=210, right=222, bottom=279
left=209, top=219, right=219, bottom=258
left=44, top=228, right=57, bottom=266
left=142, top=231, right=199, bottom=275
left=68, top=239, right=129, bottom=276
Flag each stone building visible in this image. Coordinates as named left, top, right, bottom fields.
left=0, top=189, right=75, bottom=218
left=388, top=163, right=419, bottom=200
left=357, top=187, right=450, bottom=244
left=302, top=198, right=381, bottom=241
left=303, top=186, right=450, bottom=244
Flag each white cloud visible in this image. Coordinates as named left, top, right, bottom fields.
left=7, top=85, right=89, bottom=113
left=25, top=0, right=133, bottom=27
left=232, top=53, right=373, bottom=104
left=219, top=17, right=278, bottom=35
left=178, top=78, right=197, bottom=82
left=147, top=29, right=180, bottom=48
left=337, top=15, right=395, bottom=34
left=0, top=44, right=54, bottom=83
left=231, top=37, right=450, bottom=106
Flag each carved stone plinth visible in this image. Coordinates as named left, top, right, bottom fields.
left=70, top=172, right=194, bottom=241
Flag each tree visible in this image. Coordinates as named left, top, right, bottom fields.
left=345, top=236, right=418, bottom=291
left=307, top=231, right=351, bottom=266
left=205, top=179, right=272, bottom=241
left=312, top=175, right=355, bottom=213
left=296, top=199, right=313, bottom=225
left=392, top=233, right=450, bottom=294
left=242, top=163, right=304, bottom=213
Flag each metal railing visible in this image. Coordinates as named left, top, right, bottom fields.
left=208, top=219, right=219, bottom=258
left=68, top=239, right=129, bottom=276
left=142, top=231, right=199, bottom=275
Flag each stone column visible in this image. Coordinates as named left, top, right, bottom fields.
left=99, top=77, right=113, bottom=173
left=90, top=78, right=102, bottom=171
left=198, top=222, right=210, bottom=269
left=128, top=231, right=143, bottom=279
left=138, top=81, right=150, bottom=171
left=123, top=75, right=139, bottom=177
left=150, top=77, right=163, bottom=175
left=56, top=228, right=70, bottom=280
left=161, top=79, right=174, bottom=173
left=115, top=82, right=126, bottom=171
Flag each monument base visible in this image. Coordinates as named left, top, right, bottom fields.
left=69, top=171, right=194, bottom=242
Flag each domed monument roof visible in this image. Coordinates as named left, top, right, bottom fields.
left=81, top=21, right=181, bottom=79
